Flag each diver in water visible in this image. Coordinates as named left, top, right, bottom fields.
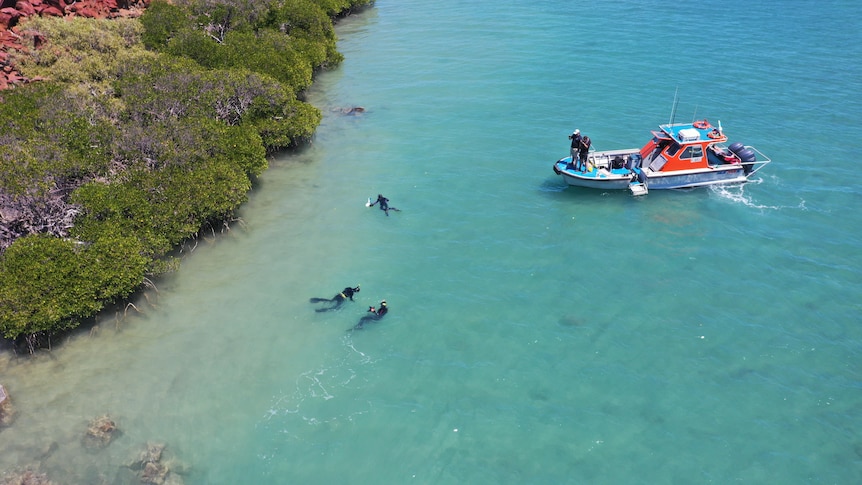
left=369, top=194, right=400, bottom=216
left=352, top=300, right=388, bottom=329
left=310, top=285, right=360, bottom=312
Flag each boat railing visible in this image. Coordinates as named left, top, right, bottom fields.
left=743, top=145, right=771, bottom=176
left=588, top=149, right=637, bottom=169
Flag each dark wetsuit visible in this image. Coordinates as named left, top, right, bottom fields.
left=570, top=133, right=582, bottom=167
left=310, top=286, right=360, bottom=312
left=353, top=302, right=388, bottom=329
left=578, top=136, right=591, bottom=167
left=370, top=194, right=399, bottom=216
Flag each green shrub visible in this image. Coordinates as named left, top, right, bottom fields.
left=0, top=0, right=370, bottom=343
left=0, top=233, right=147, bottom=339
left=139, top=0, right=192, bottom=50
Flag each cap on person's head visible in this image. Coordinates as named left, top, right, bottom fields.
left=574, top=129, right=580, bottom=135
left=381, top=300, right=387, bottom=305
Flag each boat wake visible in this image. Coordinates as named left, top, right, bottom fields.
left=710, top=181, right=758, bottom=206
left=709, top=179, right=785, bottom=210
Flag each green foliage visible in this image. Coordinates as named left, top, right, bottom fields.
left=114, top=53, right=313, bottom=153
left=253, top=99, right=321, bottom=150
left=14, top=16, right=151, bottom=86
left=0, top=83, right=114, bottom=196
left=218, top=123, right=268, bottom=176
left=151, top=0, right=358, bottom=91
left=139, top=1, right=192, bottom=50
left=0, top=0, right=367, bottom=341
left=72, top=117, right=262, bottom=257
left=317, top=0, right=376, bottom=17
left=162, top=28, right=225, bottom=69
left=165, top=28, right=314, bottom=92
left=0, top=233, right=147, bottom=339
left=263, top=0, right=333, bottom=38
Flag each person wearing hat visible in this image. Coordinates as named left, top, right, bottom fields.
left=310, top=285, right=361, bottom=312
left=353, top=300, right=388, bottom=329
left=568, top=129, right=583, bottom=170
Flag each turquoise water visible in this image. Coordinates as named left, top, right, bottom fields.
left=2, top=0, right=862, bottom=483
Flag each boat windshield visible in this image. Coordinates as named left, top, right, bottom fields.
left=680, top=145, right=703, bottom=160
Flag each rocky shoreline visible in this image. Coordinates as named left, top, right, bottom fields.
left=0, top=0, right=149, bottom=89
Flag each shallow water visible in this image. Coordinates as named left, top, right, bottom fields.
left=2, top=0, right=862, bottom=483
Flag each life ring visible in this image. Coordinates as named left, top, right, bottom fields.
left=707, top=129, right=721, bottom=139
left=693, top=120, right=710, bottom=129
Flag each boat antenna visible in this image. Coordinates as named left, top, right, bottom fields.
left=691, top=104, right=698, bottom=122
left=669, top=87, right=679, bottom=125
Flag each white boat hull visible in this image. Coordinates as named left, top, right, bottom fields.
left=552, top=121, right=770, bottom=195
left=553, top=159, right=634, bottom=190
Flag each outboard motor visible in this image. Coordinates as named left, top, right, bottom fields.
left=728, top=142, right=745, bottom=154
left=737, top=147, right=757, bottom=174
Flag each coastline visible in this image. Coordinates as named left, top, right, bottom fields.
left=0, top=0, right=374, bottom=350
left=1, top=1, right=374, bottom=481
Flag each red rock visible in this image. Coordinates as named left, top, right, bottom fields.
left=0, top=32, right=12, bottom=42
left=76, top=6, right=102, bottom=18
left=39, top=4, right=61, bottom=15
left=0, top=12, right=15, bottom=30
left=0, top=32, right=21, bottom=47
left=30, top=0, right=42, bottom=6
left=0, top=6, right=21, bottom=25
left=15, top=1, right=35, bottom=15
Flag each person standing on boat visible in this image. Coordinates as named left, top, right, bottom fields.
left=569, top=129, right=582, bottom=169
left=579, top=135, right=591, bottom=169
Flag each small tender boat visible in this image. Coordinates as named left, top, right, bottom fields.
left=552, top=119, right=770, bottom=195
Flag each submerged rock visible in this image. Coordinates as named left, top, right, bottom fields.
left=124, top=442, right=186, bottom=485
left=0, top=468, right=54, bottom=485
left=333, top=106, right=366, bottom=115
left=83, top=414, right=118, bottom=448
left=0, top=384, right=15, bottom=427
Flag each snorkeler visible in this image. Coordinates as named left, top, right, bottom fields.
left=309, top=285, right=360, bottom=312
left=368, top=194, right=400, bottom=216
left=352, top=300, right=388, bottom=329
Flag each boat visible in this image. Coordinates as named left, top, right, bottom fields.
left=552, top=119, right=770, bottom=195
